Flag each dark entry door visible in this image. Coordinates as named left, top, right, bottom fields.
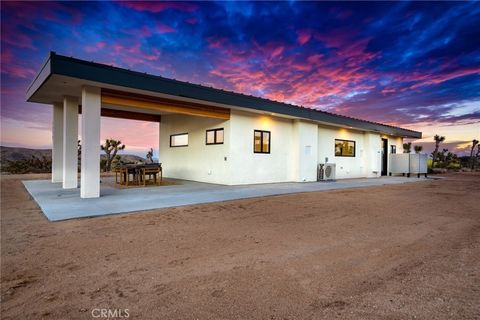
left=381, top=138, right=388, bottom=176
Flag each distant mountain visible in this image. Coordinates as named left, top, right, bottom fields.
left=105, top=154, right=146, bottom=164
left=1, top=146, right=146, bottom=165
left=402, top=139, right=478, bottom=157
left=1, top=146, right=51, bottom=162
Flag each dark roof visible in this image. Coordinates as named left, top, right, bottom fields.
left=27, top=52, right=421, bottom=138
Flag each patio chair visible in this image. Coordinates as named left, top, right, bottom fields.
left=116, top=165, right=138, bottom=186
left=114, top=167, right=124, bottom=184
left=139, top=163, right=162, bottom=186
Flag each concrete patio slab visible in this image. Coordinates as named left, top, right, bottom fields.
left=23, top=176, right=432, bottom=221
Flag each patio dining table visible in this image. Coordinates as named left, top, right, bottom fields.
left=115, top=163, right=162, bottom=186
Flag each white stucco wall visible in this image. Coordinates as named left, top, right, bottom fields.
left=364, top=132, right=382, bottom=177
left=292, top=120, right=318, bottom=182
left=159, top=110, right=406, bottom=184
left=318, top=125, right=372, bottom=179
left=228, top=110, right=294, bottom=185
left=159, top=114, right=230, bottom=184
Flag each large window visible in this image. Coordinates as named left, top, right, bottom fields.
left=335, top=139, right=355, bottom=157
left=170, top=133, right=188, bottom=147
left=254, top=130, right=271, bottom=154
left=206, top=128, right=224, bottom=145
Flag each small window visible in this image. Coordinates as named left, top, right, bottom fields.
left=206, top=128, right=224, bottom=145
left=335, top=139, right=355, bottom=157
left=390, top=145, right=396, bottom=154
left=170, top=133, right=188, bottom=147
left=254, top=130, right=270, bottom=154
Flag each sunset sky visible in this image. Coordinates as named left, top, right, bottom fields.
left=1, top=1, right=479, bottom=157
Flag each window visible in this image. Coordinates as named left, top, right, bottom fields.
left=170, top=133, right=188, bottom=147
left=254, top=130, right=270, bottom=154
left=206, top=128, right=224, bottom=145
left=391, top=145, right=396, bottom=154
left=335, top=139, right=355, bottom=157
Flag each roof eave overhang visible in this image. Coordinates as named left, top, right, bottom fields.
left=26, top=52, right=422, bottom=139
left=26, top=53, right=53, bottom=102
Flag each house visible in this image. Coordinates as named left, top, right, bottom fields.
left=27, top=52, right=421, bottom=198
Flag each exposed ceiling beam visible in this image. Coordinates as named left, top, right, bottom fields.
left=101, top=89, right=230, bottom=120
left=78, top=106, right=161, bottom=122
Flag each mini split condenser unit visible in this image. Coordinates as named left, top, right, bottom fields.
left=318, top=163, right=336, bottom=181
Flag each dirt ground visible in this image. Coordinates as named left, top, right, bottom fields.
left=1, top=173, right=479, bottom=319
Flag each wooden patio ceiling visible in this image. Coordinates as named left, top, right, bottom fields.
left=100, top=89, right=231, bottom=120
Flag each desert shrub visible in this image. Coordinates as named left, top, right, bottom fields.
left=2, top=155, right=52, bottom=174
left=427, top=158, right=433, bottom=169
left=446, top=162, right=461, bottom=169
left=100, top=159, right=107, bottom=172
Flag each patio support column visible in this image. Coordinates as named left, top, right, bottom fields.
left=80, top=86, right=101, bottom=198
left=63, top=96, right=79, bottom=189
left=51, top=102, right=64, bottom=183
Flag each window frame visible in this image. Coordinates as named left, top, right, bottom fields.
left=390, top=145, right=396, bottom=154
left=253, top=130, right=271, bottom=154
left=169, top=132, right=189, bottom=148
left=205, top=128, right=224, bottom=145
left=334, top=139, right=356, bottom=157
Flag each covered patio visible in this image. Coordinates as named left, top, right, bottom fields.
left=23, top=176, right=431, bottom=221
left=28, top=52, right=230, bottom=198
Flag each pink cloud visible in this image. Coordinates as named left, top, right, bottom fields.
left=2, top=1, right=83, bottom=26
left=205, top=32, right=383, bottom=112
left=3, top=33, right=35, bottom=50
left=206, top=36, right=229, bottom=49
left=297, top=29, right=312, bottom=45
left=381, top=88, right=396, bottom=94
left=271, top=46, right=284, bottom=59
left=407, top=67, right=480, bottom=89
left=107, top=43, right=161, bottom=67
left=121, top=2, right=197, bottom=13
left=156, top=22, right=175, bottom=33
left=307, top=54, right=323, bottom=64
left=139, top=26, right=152, bottom=37
left=1, top=50, right=36, bottom=79
left=85, top=41, right=107, bottom=53
left=313, top=28, right=353, bottom=48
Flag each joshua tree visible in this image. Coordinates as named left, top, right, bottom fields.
left=445, top=150, right=456, bottom=163
left=434, top=148, right=456, bottom=168
left=403, top=142, right=412, bottom=153
left=431, top=134, right=445, bottom=168
left=146, top=148, right=154, bottom=163
left=414, top=145, right=421, bottom=154
left=414, top=145, right=423, bottom=154
left=469, top=139, right=479, bottom=169
left=100, top=139, right=125, bottom=172
left=476, top=144, right=480, bottom=170
left=112, top=155, right=122, bottom=169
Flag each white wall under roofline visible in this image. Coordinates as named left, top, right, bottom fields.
left=228, top=110, right=294, bottom=185
left=159, top=114, right=231, bottom=185
left=159, top=109, right=404, bottom=184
